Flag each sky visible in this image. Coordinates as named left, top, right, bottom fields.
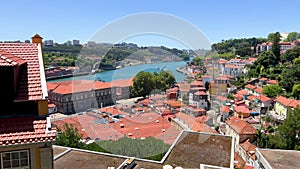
left=1, top=0, right=300, bottom=49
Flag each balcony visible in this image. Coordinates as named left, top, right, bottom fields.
left=268, top=110, right=285, bottom=123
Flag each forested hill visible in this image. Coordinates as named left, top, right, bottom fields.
left=211, top=37, right=267, bottom=58
left=43, top=43, right=191, bottom=70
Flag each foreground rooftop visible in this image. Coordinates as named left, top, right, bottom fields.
left=54, top=131, right=234, bottom=169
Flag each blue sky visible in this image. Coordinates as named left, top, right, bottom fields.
left=1, top=0, right=299, bottom=49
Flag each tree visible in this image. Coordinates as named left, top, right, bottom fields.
left=280, top=64, right=300, bottom=92
left=131, top=71, right=176, bottom=97
left=205, top=81, right=210, bottom=91
left=55, top=123, right=84, bottom=148
left=262, top=84, right=283, bottom=98
left=268, top=108, right=300, bottom=150
left=292, top=84, right=300, bottom=99
left=286, top=32, right=300, bottom=42
left=282, top=46, right=300, bottom=63
left=131, top=71, right=154, bottom=98
left=293, top=56, right=300, bottom=65
left=268, top=32, right=281, bottom=62
left=256, top=50, right=277, bottom=69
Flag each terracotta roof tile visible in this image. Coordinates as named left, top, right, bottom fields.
left=0, top=43, right=45, bottom=101
left=0, top=50, right=26, bottom=66
left=240, top=139, right=256, bottom=160
left=226, top=116, right=256, bottom=135
left=254, top=87, right=263, bottom=94
left=237, top=89, right=248, bottom=95
left=245, top=84, right=256, bottom=90
left=216, top=95, right=227, bottom=102
left=194, top=91, right=208, bottom=96
left=275, top=96, right=300, bottom=108
left=221, top=105, right=230, bottom=113
left=111, top=78, right=133, bottom=87
left=190, top=80, right=203, bottom=87
left=0, top=117, right=56, bottom=146
left=49, top=80, right=113, bottom=95
left=257, top=95, right=271, bottom=103
left=267, top=80, right=278, bottom=84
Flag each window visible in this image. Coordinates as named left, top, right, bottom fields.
left=1, top=150, right=30, bottom=169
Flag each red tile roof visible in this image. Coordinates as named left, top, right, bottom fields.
left=254, top=87, right=263, bottom=94
left=0, top=117, right=56, bottom=146
left=52, top=116, right=88, bottom=139
left=257, top=95, right=271, bottom=103
left=234, top=106, right=250, bottom=114
left=225, top=64, right=242, bottom=69
left=190, top=80, right=203, bottom=87
left=221, top=106, right=230, bottom=113
left=275, top=96, right=300, bottom=108
left=267, top=80, right=278, bottom=84
left=259, top=77, right=268, bottom=82
left=0, top=43, right=46, bottom=100
left=237, top=89, right=248, bottom=95
left=192, top=122, right=217, bottom=134
left=240, top=139, right=256, bottom=160
left=49, top=80, right=112, bottom=95
left=165, top=100, right=182, bottom=108
left=194, top=91, right=208, bottom=96
left=245, top=84, right=256, bottom=90
left=247, top=95, right=256, bottom=101
left=226, top=116, right=256, bottom=135
left=111, top=78, right=133, bottom=87
left=0, top=50, right=26, bottom=66
left=216, top=95, right=227, bottom=102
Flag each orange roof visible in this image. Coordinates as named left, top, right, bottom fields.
left=0, top=43, right=45, bottom=101
left=99, top=107, right=121, bottom=115
left=226, top=116, right=256, bottom=135
left=257, top=95, right=271, bottom=102
left=190, top=80, right=203, bottom=87
left=195, top=115, right=211, bottom=123
left=259, top=77, right=268, bottom=81
left=254, top=87, right=263, bottom=93
left=225, top=64, right=242, bottom=69
left=175, top=112, right=195, bottom=127
left=247, top=95, right=256, bottom=101
left=50, top=80, right=112, bottom=95
left=275, top=96, right=300, bottom=108
left=248, top=57, right=257, bottom=62
left=240, top=139, right=256, bottom=160
left=221, top=106, right=230, bottom=113
left=237, top=89, right=248, bottom=95
left=245, top=84, right=256, bottom=90
left=194, top=91, right=208, bottom=96
left=0, top=49, right=26, bottom=66
left=192, top=122, right=218, bottom=134
left=111, top=78, right=133, bottom=87
left=234, top=106, right=250, bottom=114
left=165, top=100, right=182, bottom=108
left=267, top=80, right=278, bottom=84
left=0, top=117, right=56, bottom=146
left=216, top=95, right=227, bottom=102
left=47, top=82, right=60, bottom=91
left=52, top=116, right=88, bottom=139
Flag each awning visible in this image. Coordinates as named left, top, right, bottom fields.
left=250, top=111, right=259, bottom=115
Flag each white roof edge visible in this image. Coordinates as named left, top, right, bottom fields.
left=37, top=43, right=48, bottom=99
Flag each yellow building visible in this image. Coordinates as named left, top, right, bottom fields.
left=207, top=67, right=220, bottom=78
left=209, top=78, right=228, bottom=96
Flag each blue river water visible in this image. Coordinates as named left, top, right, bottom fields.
left=48, top=61, right=186, bottom=82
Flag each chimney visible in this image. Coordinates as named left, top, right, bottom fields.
left=31, top=34, right=44, bottom=62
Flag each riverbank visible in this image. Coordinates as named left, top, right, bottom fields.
left=47, top=61, right=187, bottom=83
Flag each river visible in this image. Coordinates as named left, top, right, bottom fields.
left=48, top=61, right=186, bottom=82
